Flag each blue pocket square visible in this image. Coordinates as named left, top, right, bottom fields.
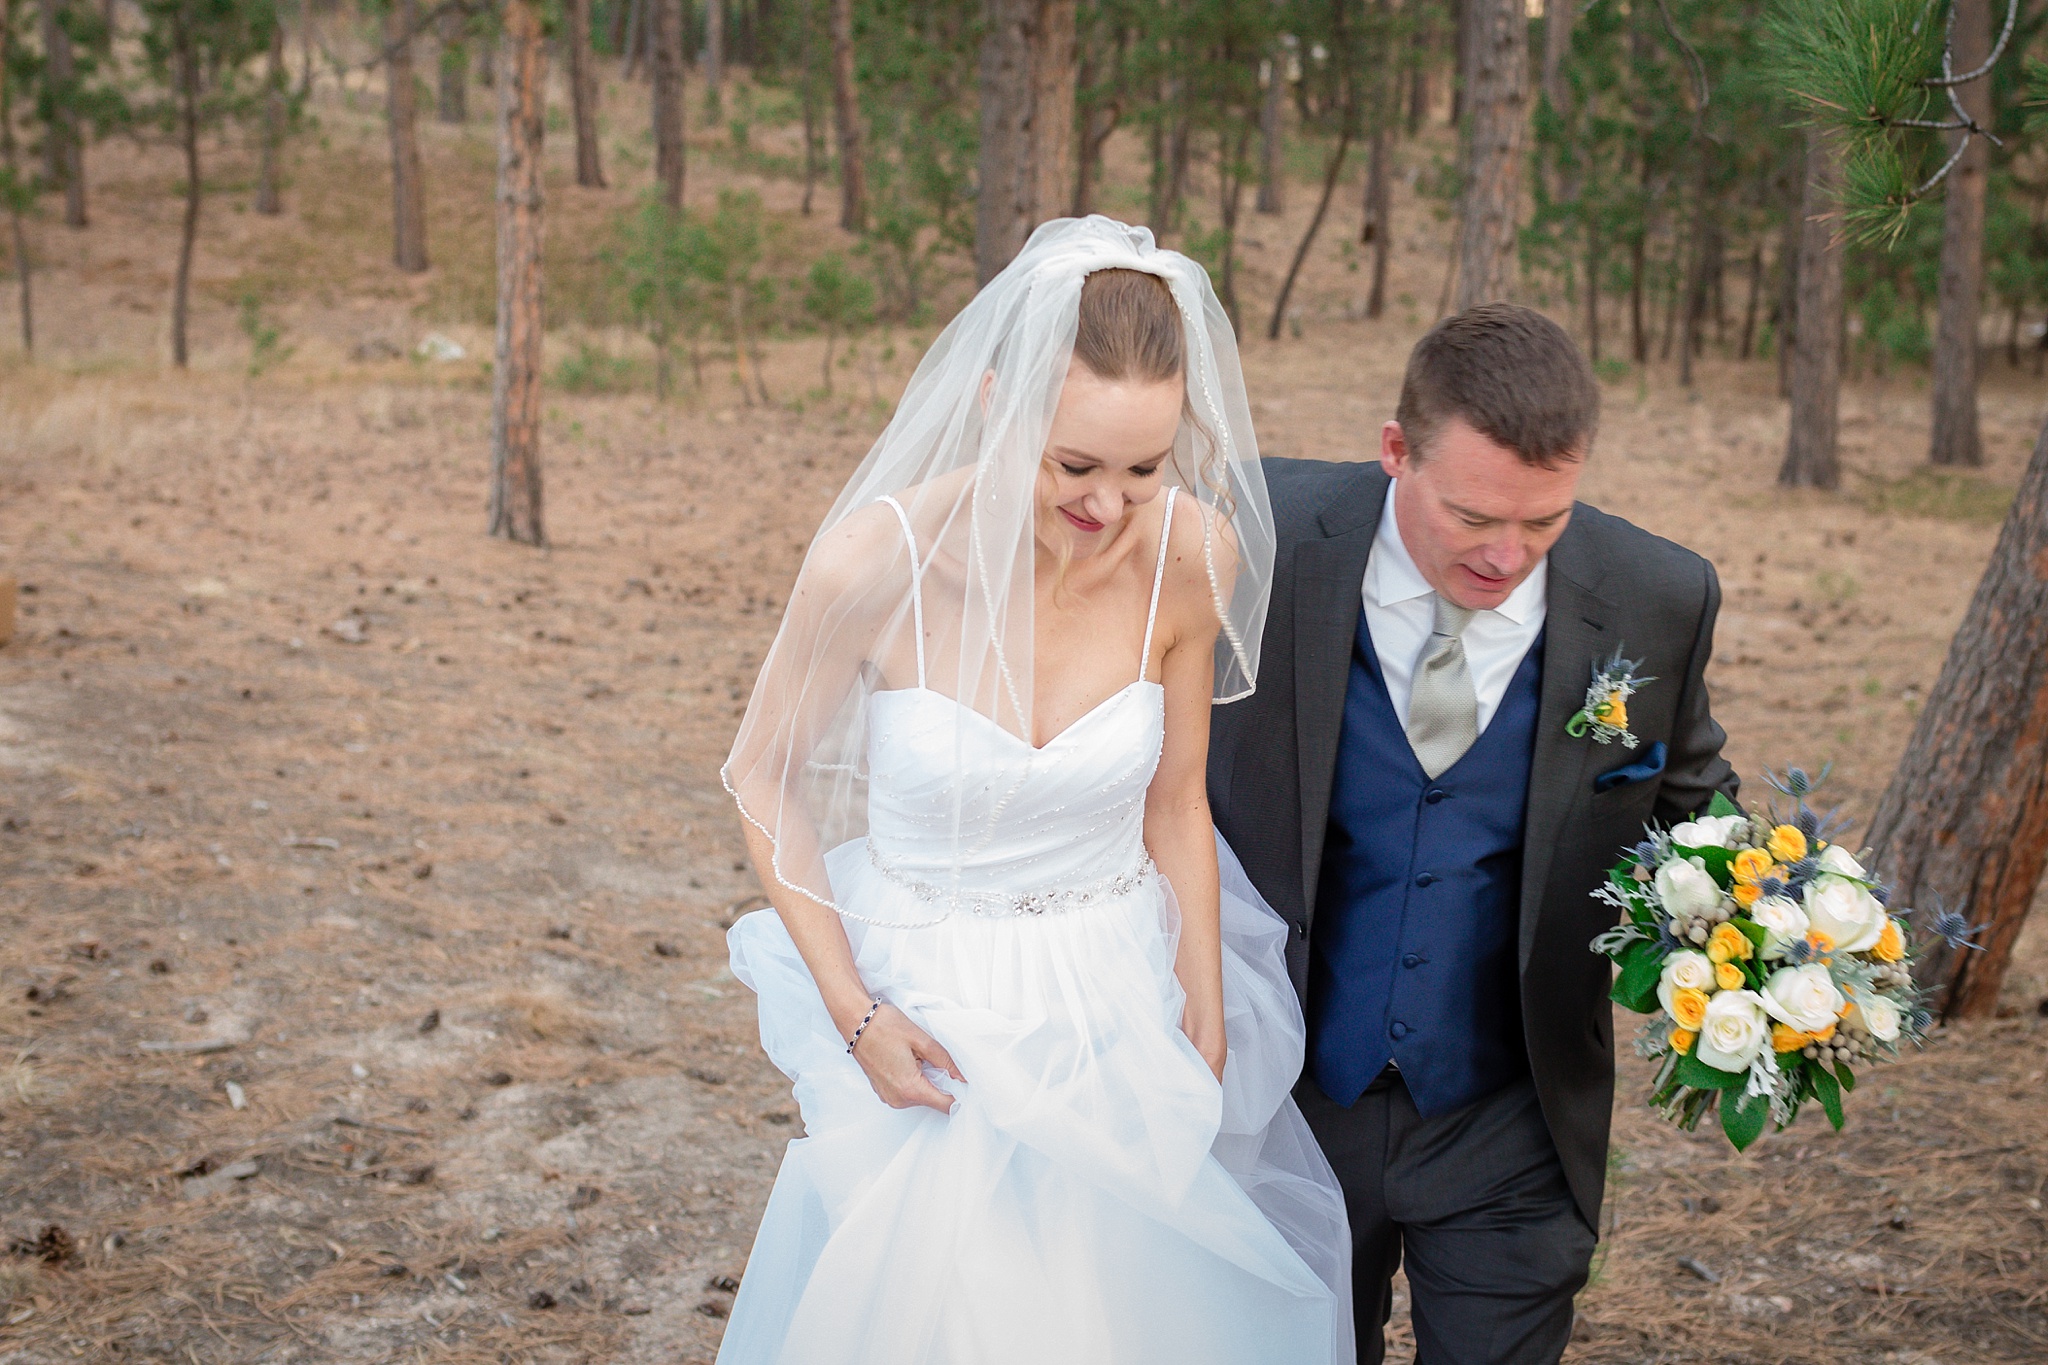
left=1594, top=741, right=1667, bottom=794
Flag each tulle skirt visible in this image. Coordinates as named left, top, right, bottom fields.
left=718, top=833, right=1353, bottom=1365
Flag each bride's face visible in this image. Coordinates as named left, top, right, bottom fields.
left=1035, top=361, right=1184, bottom=561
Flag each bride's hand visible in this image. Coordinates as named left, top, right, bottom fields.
left=1182, top=1007, right=1228, bottom=1083
left=850, top=1003, right=964, bottom=1114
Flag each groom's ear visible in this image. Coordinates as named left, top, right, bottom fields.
left=1379, top=420, right=1413, bottom=479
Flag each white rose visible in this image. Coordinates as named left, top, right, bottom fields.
left=1656, top=950, right=1716, bottom=1016
left=1816, top=844, right=1866, bottom=878
left=1655, top=857, right=1725, bottom=921
left=1670, top=814, right=1748, bottom=849
left=1695, top=989, right=1771, bottom=1073
left=1749, top=895, right=1810, bottom=959
left=1804, top=876, right=1887, bottom=954
left=1850, top=992, right=1903, bottom=1043
left=1759, top=963, right=1845, bottom=1034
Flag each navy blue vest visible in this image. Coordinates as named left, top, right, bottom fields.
left=1308, top=609, right=1542, bottom=1115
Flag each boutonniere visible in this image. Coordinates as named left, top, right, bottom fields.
left=1567, top=647, right=1654, bottom=748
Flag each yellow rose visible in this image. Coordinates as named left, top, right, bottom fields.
left=1732, top=848, right=1775, bottom=885
left=1715, top=962, right=1745, bottom=991
left=1806, top=930, right=1836, bottom=958
left=1669, top=1027, right=1697, bottom=1055
left=1595, top=695, right=1628, bottom=730
left=1767, top=825, right=1808, bottom=863
left=1873, top=919, right=1905, bottom=963
left=1771, top=1022, right=1811, bottom=1054
left=1708, top=923, right=1755, bottom=964
left=1731, top=881, right=1762, bottom=910
left=1670, top=987, right=1710, bottom=1031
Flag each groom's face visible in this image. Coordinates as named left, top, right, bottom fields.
left=1380, top=416, right=1583, bottom=612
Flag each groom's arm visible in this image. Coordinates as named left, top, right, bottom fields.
left=1651, top=558, right=1739, bottom=826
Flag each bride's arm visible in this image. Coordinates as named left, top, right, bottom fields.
left=1144, top=506, right=1234, bottom=1081
left=729, top=509, right=963, bottom=1114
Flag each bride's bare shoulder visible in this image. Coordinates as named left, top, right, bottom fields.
left=1158, top=494, right=1241, bottom=616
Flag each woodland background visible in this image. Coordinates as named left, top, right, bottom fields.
left=2, top=1, right=2047, bottom=1362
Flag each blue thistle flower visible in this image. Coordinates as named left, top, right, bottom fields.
left=1870, top=884, right=1891, bottom=907
left=1929, top=909, right=1985, bottom=952
left=1782, top=937, right=1820, bottom=967
left=1764, top=763, right=1832, bottom=800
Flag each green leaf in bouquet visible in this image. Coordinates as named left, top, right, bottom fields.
left=1707, top=791, right=1743, bottom=820
left=1835, top=1062, right=1857, bottom=1092
left=1689, top=845, right=1738, bottom=886
left=1735, top=918, right=1770, bottom=955
left=1719, top=1089, right=1770, bottom=1152
left=1611, top=942, right=1665, bottom=1013
left=1811, top=1065, right=1845, bottom=1130
left=1674, top=1051, right=1748, bottom=1091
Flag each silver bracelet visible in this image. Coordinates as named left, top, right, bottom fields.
left=845, top=997, right=884, bottom=1055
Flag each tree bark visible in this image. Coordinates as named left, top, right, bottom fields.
left=0, top=0, right=33, bottom=354
left=703, top=0, right=723, bottom=121
left=171, top=16, right=200, bottom=369
left=1868, top=420, right=2048, bottom=1018
left=438, top=10, right=468, bottom=123
left=829, top=0, right=863, bottom=231
left=1583, top=217, right=1600, bottom=362
left=39, top=0, right=86, bottom=228
left=1256, top=28, right=1286, bottom=215
left=568, top=0, right=605, bottom=187
left=1738, top=240, right=1762, bottom=361
left=1453, top=0, right=1527, bottom=310
left=974, top=0, right=1077, bottom=286
left=491, top=0, right=548, bottom=547
left=1780, top=127, right=1843, bottom=490
left=1540, top=0, right=1572, bottom=113
left=1928, top=0, right=1992, bottom=468
left=256, top=18, right=286, bottom=215
left=1363, top=116, right=1389, bottom=317
left=387, top=0, right=429, bottom=272
left=1405, top=11, right=1429, bottom=136
left=652, top=0, right=686, bottom=209
left=800, top=0, right=818, bottom=214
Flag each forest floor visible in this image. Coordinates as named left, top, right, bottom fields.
left=3, top=55, right=2047, bottom=1365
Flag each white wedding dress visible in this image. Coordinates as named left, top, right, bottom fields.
left=721, top=491, right=1351, bottom=1364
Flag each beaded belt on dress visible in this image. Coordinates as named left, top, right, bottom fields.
left=865, top=842, right=1156, bottom=918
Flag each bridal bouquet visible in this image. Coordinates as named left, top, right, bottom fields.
left=1592, top=770, right=1935, bottom=1151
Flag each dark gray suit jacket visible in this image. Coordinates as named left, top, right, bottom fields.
left=1208, top=458, right=1738, bottom=1228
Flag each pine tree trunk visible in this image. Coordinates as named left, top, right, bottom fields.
left=1928, top=0, right=1991, bottom=469
left=256, top=19, right=286, bottom=215
left=1780, top=127, right=1843, bottom=489
left=1540, top=0, right=1571, bottom=111
left=1256, top=30, right=1285, bottom=215
left=491, top=0, right=548, bottom=547
left=1268, top=122, right=1352, bottom=339
left=1453, top=0, right=1526, bottom=310
left=621, top=0, right=644, bottom=77
left=171, top=17, right=200, bottom=369
left=438, top=11, right=468, bottom=123
left=1, top=0, right=33, bottom=354
left=974, top=0, right=1077, bottom=286
left=387, top=0, right=429, bottom=272
left=1738, top=240, right=1762, bottom=361
left=1405, top=12, right=1429, bottom=135
left=829, top=0, right=863, bottom=231
left=40, top=0, right=86, bottom=228
left=1867, top=419, right=2048, bottom=1018
left=652, top=0, right=686, bottom=209
left=800, top=2, right=818, bottom=214
left=703, top=0, right=723, bottom=122
left=1364, top=116, right=1389, bottom=317
left=568, top=0, right=606, bottom=187
left=1583, top=217, right=1600, bottom=362
left=1776, top=180, right=1798, bottom=396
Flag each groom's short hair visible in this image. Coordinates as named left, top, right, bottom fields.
left=1395, top=304, right=1598, bottom=468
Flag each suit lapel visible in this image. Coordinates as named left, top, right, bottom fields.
left=1294, top=466, right=1387, bottom=924
left=1518, top=515, right=1614, bottom=974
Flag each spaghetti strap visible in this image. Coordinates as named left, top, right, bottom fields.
left=879, top=496, right=927, bottom=688
left=1139, top=488, right=1177, bottom=684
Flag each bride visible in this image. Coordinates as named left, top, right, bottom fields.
left=718, top=216, right=1351, bottom=1364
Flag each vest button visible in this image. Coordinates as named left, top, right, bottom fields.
left=1389, top=1021, right=1409, bottom=1040
left=1402, top=953, right=1422, bottom=969
left=1425, top=789, right=1447, bottom=805
left=1414, top=872, right=1437, bottom=888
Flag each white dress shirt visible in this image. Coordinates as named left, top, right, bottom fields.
left=1363, top=482, right=1548, bottom=739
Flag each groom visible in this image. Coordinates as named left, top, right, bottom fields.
left=1210, top=305, right=1738, bottom=1364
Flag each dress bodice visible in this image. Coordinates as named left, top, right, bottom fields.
left=863, top=681, right=1165, bottom=907
left=849, top=489, right=1178, bottom=921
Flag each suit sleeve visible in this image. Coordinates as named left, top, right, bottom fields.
left=1654, top=559, right=1740, bottom=825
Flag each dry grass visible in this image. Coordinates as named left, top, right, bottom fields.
left=2, top=44, right=2046, bottom=1365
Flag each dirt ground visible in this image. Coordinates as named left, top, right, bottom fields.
left=3, top=51, right=2046, bottom=1365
